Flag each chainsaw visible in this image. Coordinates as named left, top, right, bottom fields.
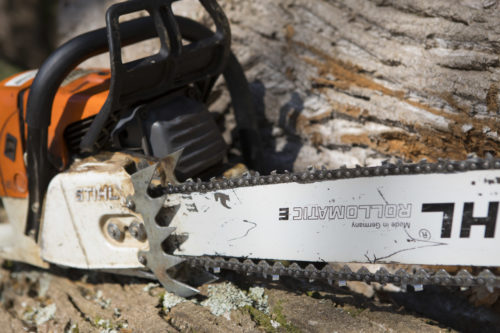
left=0, top=0, right=499, bottom=298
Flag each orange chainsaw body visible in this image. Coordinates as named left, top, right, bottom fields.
left=0, top=69, right=110, bottom=198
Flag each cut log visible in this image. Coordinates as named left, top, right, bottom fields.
left=58, top=0, right=500, bottom=171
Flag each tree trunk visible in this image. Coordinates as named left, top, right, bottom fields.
left=58, top=0, right=500, bottom=172
left=220, top=0, right=500, bottom=171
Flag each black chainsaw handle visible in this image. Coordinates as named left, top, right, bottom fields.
left=25, top=16, right=262, bottom=240
left=80, top=0, right=231, bottom=153
left=26, top=16, right=155, bottom=130
left=25, top=16, right=157, bottom=240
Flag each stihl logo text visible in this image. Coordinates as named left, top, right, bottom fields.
left=76, top=185, right=120, bottom=202
left=422, top=202, right=498, bottom=238
left=279, top=203, right=412, bottom=221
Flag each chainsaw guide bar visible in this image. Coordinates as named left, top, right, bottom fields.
left=129, top=155, right=500, bottom=296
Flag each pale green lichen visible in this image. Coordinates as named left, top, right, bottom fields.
left=248, top=286, right=270, bottom=314
left=200, top=283, right=271, bottom=318
left=94, top=290, right=111, bottom=309
left=201, top=282, right=252, bottom=317
left=64, top=322, right=79, bottom=333
left=22, top=303, right=57, bottom=326
left=143, top=282, right=160, bottom=293
left=93, top=317, right=128, bottom=333
left=161, top=291, right=187, bottom=313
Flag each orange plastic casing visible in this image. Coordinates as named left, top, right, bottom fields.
left=0, top=69, right=110, bottom=198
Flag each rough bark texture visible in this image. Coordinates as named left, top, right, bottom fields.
left=222, top=0, right=500, bottom=170
left=58, top=0, right=500, bottom=172
left=1, top=1, right=499, bottom=332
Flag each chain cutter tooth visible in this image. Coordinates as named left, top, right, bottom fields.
left=182, top=256, right=500, bottom=291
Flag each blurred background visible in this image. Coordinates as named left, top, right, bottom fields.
left=0, top=0, right=56, bottom=79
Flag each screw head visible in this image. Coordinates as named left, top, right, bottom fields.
left=31, top=202, right=40, bottom=213
left=129, top=221, right=147, bottom=241
left=138, top=254, right=147, bottom=266
left=107, top=223, right=124, bottom=241
left=126, top=199, right=136, bottom=211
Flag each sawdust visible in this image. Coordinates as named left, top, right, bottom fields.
left=284, top=24, right=295, bottom=41
left=289, top=39, right=500, bottom=161
left=295, top=93, right=364, bottom=124
left=440, top=92, right=470, bottom=115
left=486, top=83, right=499, bottom=114
left=339, top=127, right=480, bottom=162
left=294, top=99, right=365, bottom=147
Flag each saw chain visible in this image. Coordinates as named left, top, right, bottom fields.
left=185, top=256, right=499, bottom=292
left=130, top=154, right=500, bottom=295
left=163, top=156, right=500, bottom=194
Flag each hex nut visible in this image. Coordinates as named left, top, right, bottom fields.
left=107, top=222, right=124, bottom=241
left=138, top=254, right=147, bottom=266
left=126, top=199, right=136, bottom=211
left=129, top=221, right=147, bottom=241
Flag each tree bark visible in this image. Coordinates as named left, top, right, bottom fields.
left=219, top=0, right=500, bottom=170
left=59, top=0, right=500, bottom=171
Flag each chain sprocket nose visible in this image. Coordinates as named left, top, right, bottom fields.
left=129, top=157, right=199, bottom=297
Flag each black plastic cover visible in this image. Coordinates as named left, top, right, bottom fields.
left=146, top=97, right=226, bottom=179
left=113, top=94, right=226, bottom=180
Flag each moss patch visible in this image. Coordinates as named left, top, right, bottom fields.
left=343, top=305, right=366, bottom=318
left=242, top=301, right=301, bottom=333
left=272, top=302, right=301, bottom=333
left=305, top=291, right=322, bottom=299
left=243, top=306, right=276, bottom=332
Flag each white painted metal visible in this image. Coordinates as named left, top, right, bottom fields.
left=40, top=158, right=147, bottom=269
left=3, top=70, right=37, bottom=87
left=168, top=170, right=500, bottom=266
left=0, top=197, right=48, bottom=267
